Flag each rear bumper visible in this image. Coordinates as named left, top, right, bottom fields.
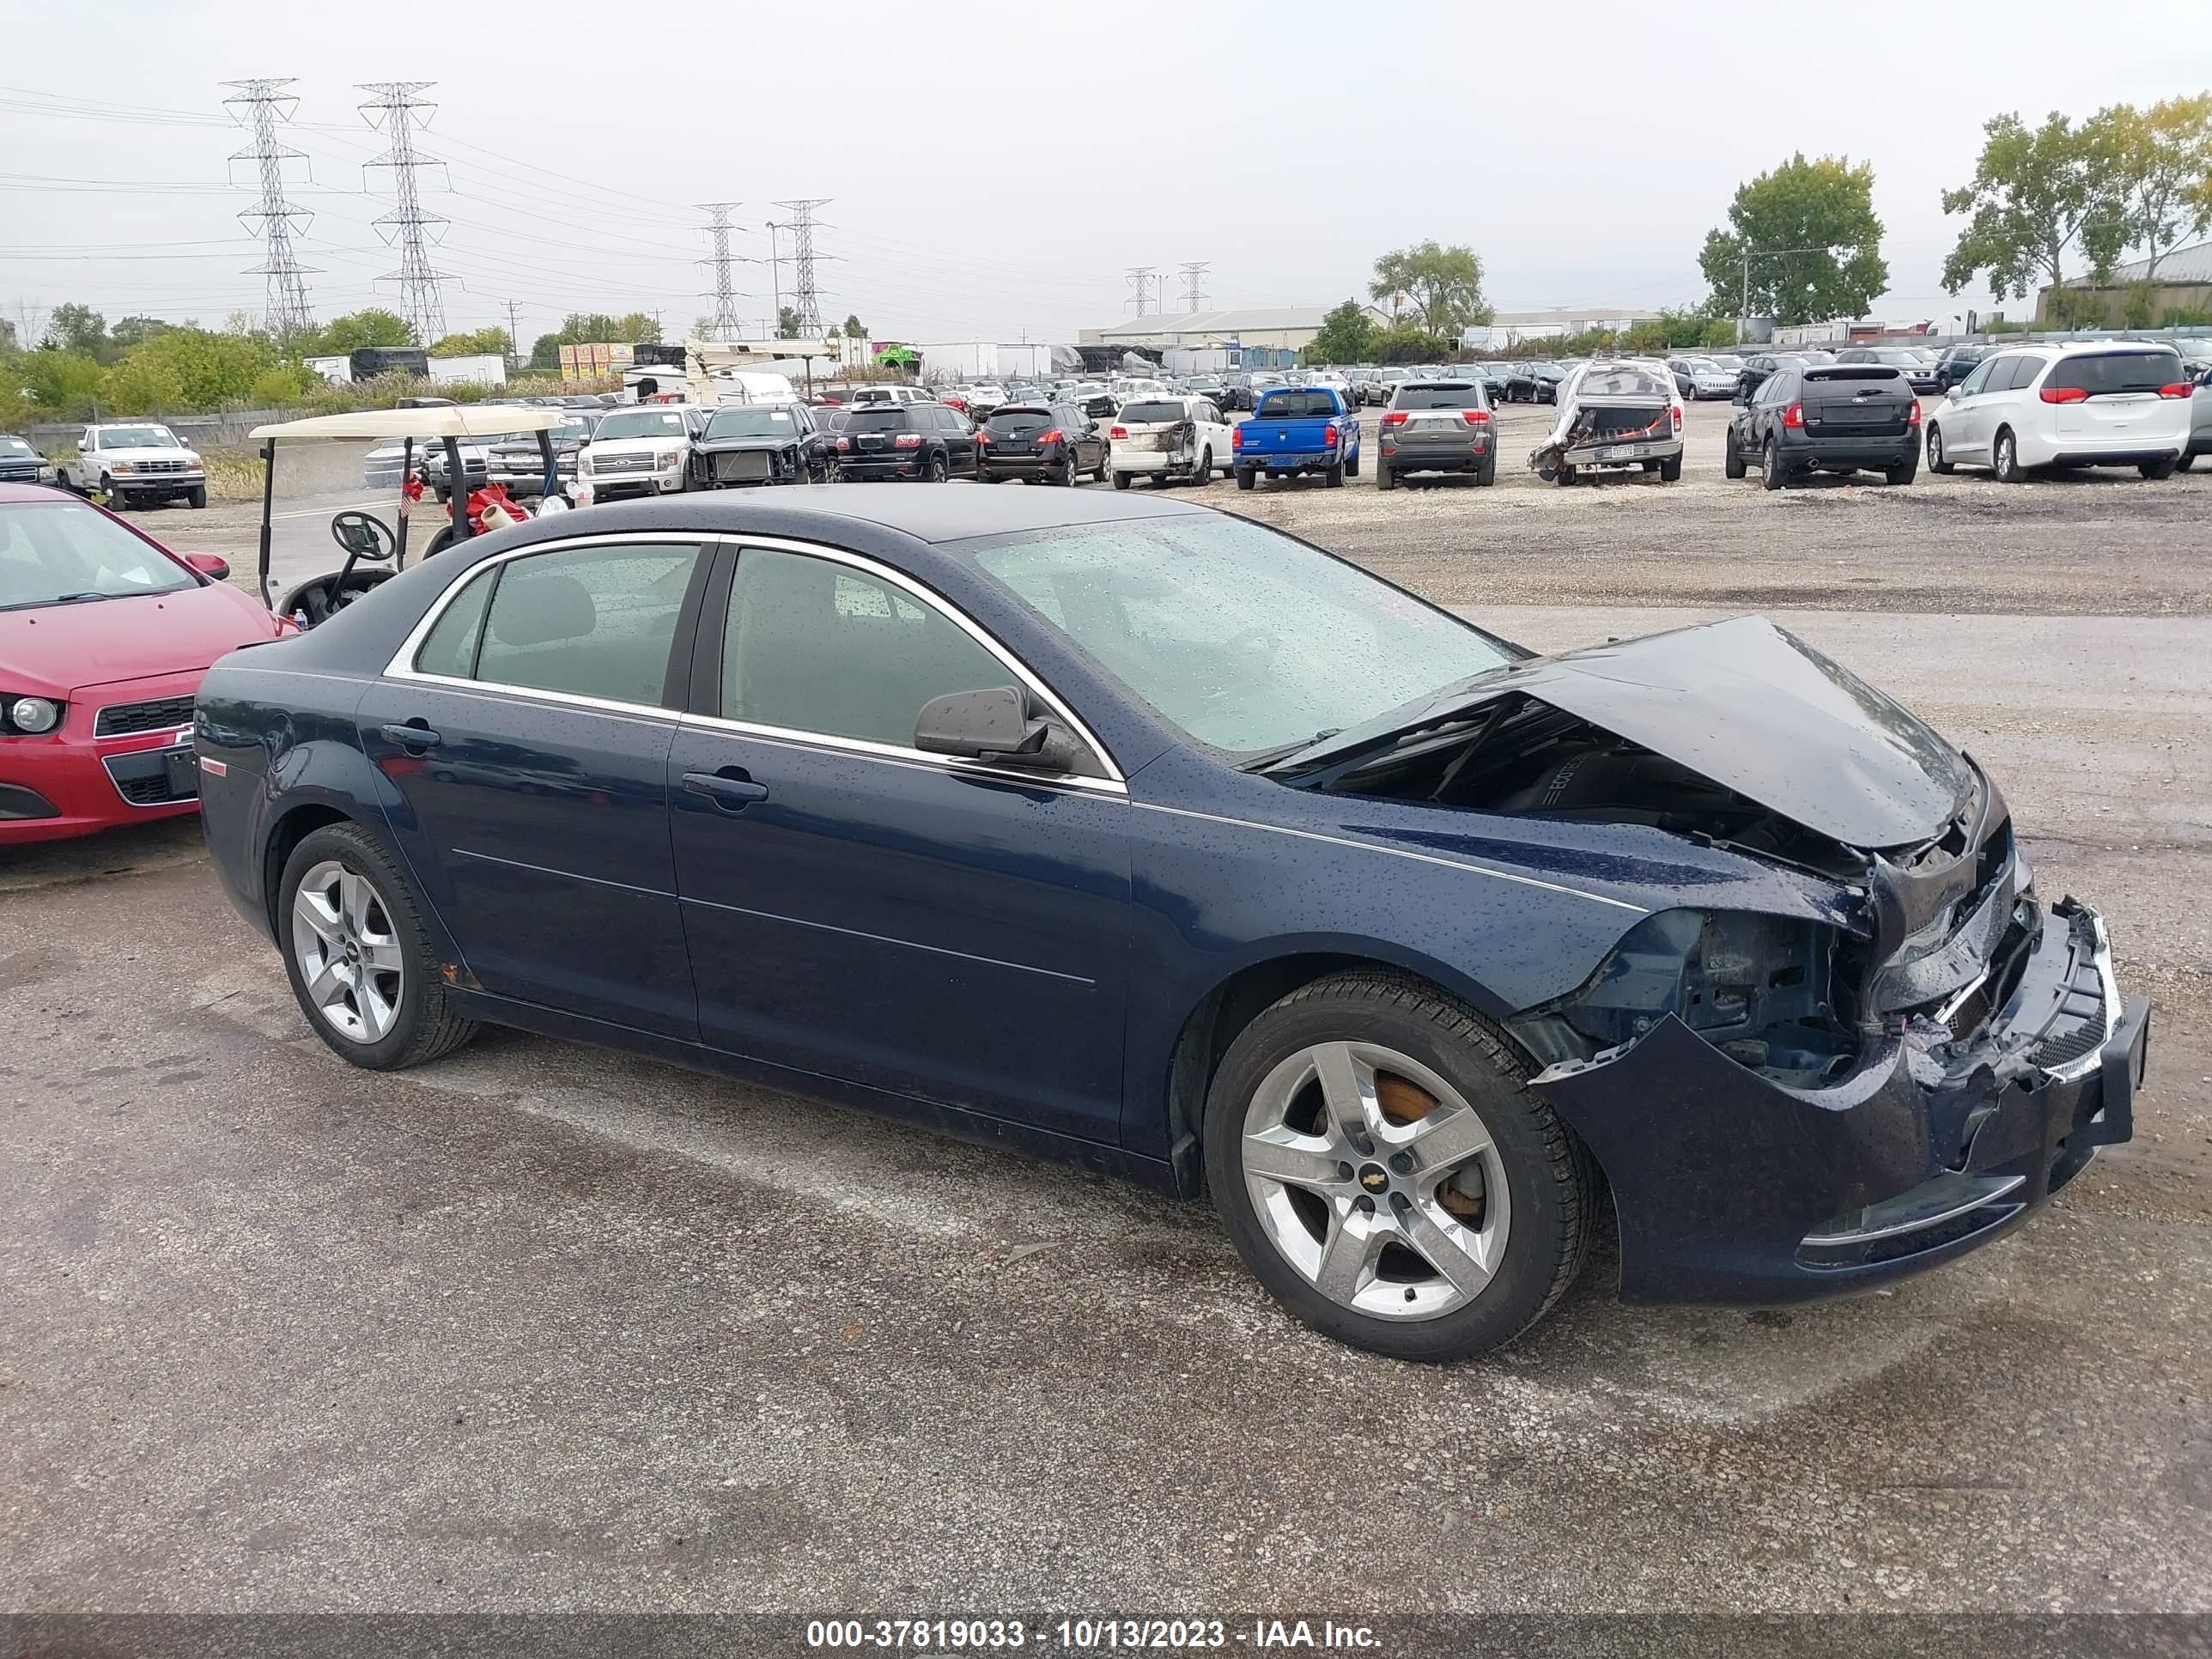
left=1561, top=439, right=1682, bottom=469
left=1535, top=896, right=2145, bottom=1304
left=2018, top=423, right=2188, bottom=468
left=1779, top=432, right=1920, bottom=469
left=838, top=457, right=929, bottom=480
left=1234, top=451, right=1344, bottom=474
left=980, top=450, right=1071, bottom=478
left=1381, top=442, right=1486, bottom=473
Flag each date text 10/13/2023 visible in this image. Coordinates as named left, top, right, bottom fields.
left=804, top=1618, right=1382, bottom=1650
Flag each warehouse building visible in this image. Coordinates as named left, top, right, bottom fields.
left=1081, top=307, right=1385, bottom=354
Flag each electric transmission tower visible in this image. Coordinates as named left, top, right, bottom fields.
left=697, top=203, right=745, bottom=342
left=222, top=79, right=318, bottom=338
left=1178, top=261, right=1210, bottom=313
left=773, top=199, right=830, bottom=335
left=1124, top=266, right=1158, bottom=315
left=357, top=82, right=451, bottom=344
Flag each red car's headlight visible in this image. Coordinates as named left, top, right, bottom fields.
left=3, top=695, right=64, bottom=735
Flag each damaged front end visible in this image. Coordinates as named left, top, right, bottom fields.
left=1516, top=765, right=2148, bottom=1303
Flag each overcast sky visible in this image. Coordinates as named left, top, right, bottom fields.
left=5, top=0, right=2210, bottom=348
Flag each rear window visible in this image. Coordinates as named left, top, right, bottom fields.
left=1803, top=367, right=1907, bottom=392
left=986, top=407, right=1053, bottom=434
left=2044, top=349, right=2185, bottom=397
left=1393, top=384, right=1481, bottom=410
left=1575, top=367, right=1669, bottom=399
left=1121, top=401, right=1189, bottom=424
left=846, top=408, right=919, bottom=432
left=1253, top=392, right=1338, bottom=418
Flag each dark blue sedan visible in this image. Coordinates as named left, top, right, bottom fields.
left=194, top=487, right=2147, bottom=1361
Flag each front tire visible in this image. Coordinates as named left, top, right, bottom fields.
left=187, top=484, right=208, bottom=509
left=1723, top=432, right=1747, bottom=479
left=1203, top=970, right=1595, bottom=1364
left=278, top=823, right=479, bottom=1072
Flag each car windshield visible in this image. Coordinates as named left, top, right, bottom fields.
left=95, top=427, right=178, bottom=450
left=1120, top=401, right=1189, bottom=424
left=592, top=409, right=690, bottom=440
left=1254, top=392, right=1337, bottom=417
left=1576, top=366, right=1669, bottom=398
left=962, top=514, right=1514, bottom=757
left=0, top=499, right=196, bottom=611
left=0, top=438, right=33, bottom=458
left=706, top=408, right=800, bottom=438
left=1394, top=386, right=1480, bottom=409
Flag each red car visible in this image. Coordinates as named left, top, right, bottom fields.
left=0, top=483, right=287, bottom=844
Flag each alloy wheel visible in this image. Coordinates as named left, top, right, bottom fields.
left=1239, top=1040, right=1510, bottom=1322
left=290, top=860, right=404, bottom=1043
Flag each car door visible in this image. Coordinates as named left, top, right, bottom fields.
left=665, top=540, right=1133, bottom=1144
left=1946, top=355, right=2005, bottom=457
left=359, top=534, right=712, bottom=1039
left=945, top=405, right=980, bottom=474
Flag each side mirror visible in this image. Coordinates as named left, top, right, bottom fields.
left=1730, top=392, right=1749, bottom=406
left=1945, top=384, right=1962, bottom=401
left=183, top=552, right=231, bottom=580
left=915, top=685, right=1082, bottom=771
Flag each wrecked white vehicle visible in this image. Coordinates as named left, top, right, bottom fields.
left=1531, top=360, right=1684, bottom=484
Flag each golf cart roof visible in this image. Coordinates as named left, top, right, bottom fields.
left=248, top=406, right=564, bottom=443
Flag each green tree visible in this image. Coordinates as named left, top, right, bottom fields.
left=1370, top=325, right=1449, bottom=364
left=20, top=349, right=109, bottom=417
left=1941, top=112, right=2128, bottom=302
left=428, top=325, right=513, bottom=358
left=1304, top=300, right=1378, bottom=364
left=2089, top=95, right=2212, bottom=281
left=108, top=315, right=173, bottom=351
left=776, top=306, right=803, bottom=337
left=843, top=314, right=866, bottom=338
left=307, top=308, right=416, bottom=356
left=1698, top=154, right=1887, bottom=326
left=102, top=327, right=280, bottom=414
left=40, top=303, right=112, bottom=362
left=1368, top=242, right=1491, bottom=338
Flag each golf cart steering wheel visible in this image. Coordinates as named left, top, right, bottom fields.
left=331, top=510, right=398, bottom=562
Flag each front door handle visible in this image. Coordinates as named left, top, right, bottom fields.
left=683, top=769, right=769, bottom=810
left=380, top=721, right=441, bottom=750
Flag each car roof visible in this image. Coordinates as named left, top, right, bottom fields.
left=0, top=481, right=76, bottom=503
left=509, top=483, right=1208, bottom=548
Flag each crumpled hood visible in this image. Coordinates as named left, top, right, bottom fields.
left=0, top=582, right=279, bottom=696
left=1305, top=616, right=1973, bottom=850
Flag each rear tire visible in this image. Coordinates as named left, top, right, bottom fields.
left=1553, top=465, right=1576, bottom=487
left=1476, top=453, right=1497, bottom=487
left=1657, top=453, right=1682, bottom=483
left=1992, top=427, right=2023, bottom=483
left=1236, top=467, right=1255, bottom=491
left=926, top=453, right=950, bottom=483
left=1193, top=447, right=1212, bottom=486
left=1324, top=461, right=1345, bottom=488
left=1885, top=458, right=1918, bottom=485
left=1761, top=438, right=1787, bottom=490
left=1056, top=453, right=1076, bottom=487
left=1927, top=424, right=1953, bottom=474
left=1203, top=969, right=1596, bottom=1364
left=1376, top=462, right=1394, bottom=491
left=277, top=822, right=479, bottom=1073
left=1113, top=471, right=1133, bottom=490
left=2139, top=456, right=2178, bottom=480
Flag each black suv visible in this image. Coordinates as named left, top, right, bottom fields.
left=1376, top=379, right=1496, bottom=489
left=835, top=404, right=979, bottom=481
left=977, top=403, right=1109, bottom=486
left=1726, top=363, right=1920, bottom=489
left=1932, top=343, right=1993, bottom=392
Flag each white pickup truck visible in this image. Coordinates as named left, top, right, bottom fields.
left=62, top=422, right=207, bottom=510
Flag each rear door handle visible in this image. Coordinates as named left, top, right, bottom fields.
left=683, top=769, right=769, bottom=810
left=380, top=721, right=441, bottom=749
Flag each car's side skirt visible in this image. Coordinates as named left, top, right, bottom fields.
left=443, top=984, right=1182, bottom=1196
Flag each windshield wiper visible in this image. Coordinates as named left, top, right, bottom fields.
left=1238, top=729, right=1342, bottom=773
left=52, top=591, right=124, bottom=605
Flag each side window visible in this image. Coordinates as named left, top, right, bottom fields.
left=1956, top=359, right=1995, bottom=397
left=721, top=548, right=1017, bottom=750
left=471, top=541, right=702, bottom=707
left=415, top=565, right=498, bottom=678
left=1990, top=356, right=2030, bottom=394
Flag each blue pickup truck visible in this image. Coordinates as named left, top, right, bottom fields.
left=1231, top=386, right=1362, bottom=489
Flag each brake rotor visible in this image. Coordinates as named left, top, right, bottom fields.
left=1377, top=1071, right=1486, bottom=1224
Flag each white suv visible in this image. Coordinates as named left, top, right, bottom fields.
left=63, top=422, right=207, bottom=510
left=1926, top=341, right=2193, bottom=483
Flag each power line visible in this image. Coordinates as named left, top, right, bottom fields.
left=1124, top=266, right=1157, bottom=316
left=1177, top=261, right=1210, bottom=313
left=774, top=198, right=830, bottom=336
left=221, top=78, right=318, bottom=337
left=356, top=82, right=450, bottom=344
left=697, top=202, right=745, bottom=343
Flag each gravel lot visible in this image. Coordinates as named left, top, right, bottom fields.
left=6, top=410, right=2209, bottom=1622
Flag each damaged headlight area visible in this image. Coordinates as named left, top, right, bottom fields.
left=1515, top=908, right=1862, bottom=1088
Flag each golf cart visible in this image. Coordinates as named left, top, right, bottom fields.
left=248, top=406, right=567, bottom=628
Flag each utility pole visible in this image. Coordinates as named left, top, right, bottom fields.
left=1178, top=261, right=1210, bottom=313
left=1125, top=266, right=1157, bottom=316
left=222, top=78, right=318, bottom=339
left=696, top=202, right=745, bottom=343
left=357, top=82, right=450, bottom=346
left=773, top=199, right=830, bottom=335
left=504, top=299, right=524, bottom=367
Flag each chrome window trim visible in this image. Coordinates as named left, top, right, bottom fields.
left=719, top=533, right=1125, bottom=786
left=378, top=529, right=1126, bottom=788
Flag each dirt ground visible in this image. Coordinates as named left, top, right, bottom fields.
left=6, top=409, right=2209, bottom=1622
